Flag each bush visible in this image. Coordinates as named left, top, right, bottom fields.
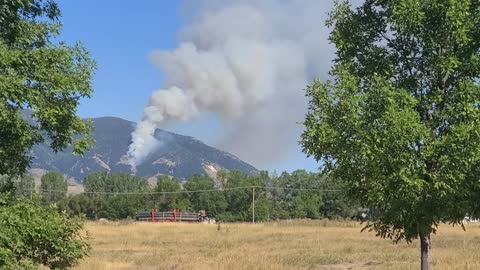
left=0, top=195, right=90, bottom=269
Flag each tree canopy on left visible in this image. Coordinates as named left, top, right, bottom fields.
left=0, top=0, right=96, bottom=177
left=0, top=1, right=95, bottom=268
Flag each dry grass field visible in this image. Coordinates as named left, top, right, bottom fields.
left=74, top=220, right=480, bottom=270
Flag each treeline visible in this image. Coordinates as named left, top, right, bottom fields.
left=3, top=170, right=363, bottom=222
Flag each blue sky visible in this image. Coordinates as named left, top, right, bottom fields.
left=57, top=0, right=319, bottom=173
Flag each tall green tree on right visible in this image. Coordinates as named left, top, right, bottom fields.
left=301, top=1, right=480, bottom=270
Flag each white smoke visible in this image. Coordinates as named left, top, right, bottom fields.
left=128, top=0, right=334, bottom=169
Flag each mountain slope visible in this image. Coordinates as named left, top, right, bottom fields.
left=29, top=116, right=257, bottom=181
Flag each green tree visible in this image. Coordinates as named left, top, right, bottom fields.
left=15, top=175, right=35, bottom=198
left=0, top=195, right=90, bottom=269
left=273, top=170, right=323, bottom=219
left=0, top=0, right=96, bottom=178
left=289, top=170, right=322, bottom=219
left=0, top=174, right=35, bottom=199
left=82, top=172, right=148, bottom=219
left=318, top=174, right=357, bottom=219
left=0, top=175, right=14, bottom=194
left=67, top=193, right=96, bottom=218
left=269, top=173, right=290, bottom=220
left=220, top=170, right=252, bottom=221
left=154, top=175, right=190, bottom=211
left=184, top=174, right=227, bottom=217
left=220, top=170, right=271, bottom=222
left=83, top=172, right=147, bottom=194
left=40, top=171, right=67, bottom=206
left=216, top=169, right=229, bottom=188
left=301, top=1, right=480, bottom=269
left=96, top=195, right=145, bottom=220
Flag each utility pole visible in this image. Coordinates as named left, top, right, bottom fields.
left=252, top=186, right=255, bottom=224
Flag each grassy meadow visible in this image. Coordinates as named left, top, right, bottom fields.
left=74, top=220, right=480, bottom=270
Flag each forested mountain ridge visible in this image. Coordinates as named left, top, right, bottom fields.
left=28, top=116, right=258, bottom=182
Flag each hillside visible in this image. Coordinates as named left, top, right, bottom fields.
left=29, top=116, right=257, bottom=182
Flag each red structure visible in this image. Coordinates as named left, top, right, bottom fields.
left=137, top=209, right=202, bottom=222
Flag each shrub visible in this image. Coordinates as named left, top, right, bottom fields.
left=0, top=195, right=90, bottom=269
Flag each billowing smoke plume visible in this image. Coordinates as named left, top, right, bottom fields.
left=128, top=0, right=334, bottom=168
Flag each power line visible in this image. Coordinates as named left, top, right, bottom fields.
left=26, top=186, right=249, bottom=195
left=264, top=186, right=341, bottom=192
left=23, top=185, right=342, bottom=195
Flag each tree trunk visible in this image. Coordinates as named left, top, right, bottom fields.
left=420, top=234, right=431, bottom=270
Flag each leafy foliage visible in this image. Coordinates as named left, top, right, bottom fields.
left=273, top=171, right=322, bottom=219
left=184, top=175, right=227, bottom=217
left=0, top=0, right=96, bottom=177
left=82, top=172, right=148, bottom=219
left=41, top=171, right=67, bottom=206
left=67, top=193, right=97, bottom=218
left=153, top=175, right=191, bottom=211
left=301, top=0, right=480, bottom=243
left=0, top=1, right=95, bottom=269
left=0, top=195, right=90, bottom=269
left=0, top=174, right=34, bottom=198
left=84, top=172, right=147, bottom=194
